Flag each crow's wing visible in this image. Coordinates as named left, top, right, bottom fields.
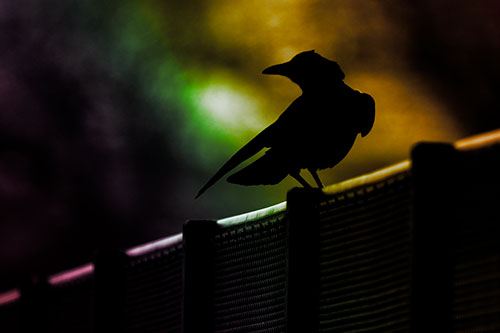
left=357, top=92, right=375, bottom=137
left=195, top=122, right=277, bottom=198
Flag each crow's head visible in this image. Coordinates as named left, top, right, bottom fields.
left=262, top=50, right=345, bottom=88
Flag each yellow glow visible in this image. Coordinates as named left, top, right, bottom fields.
left=207, top=0, right=323, bottom=65
left=187, top=0, right=469, bottom=190
left=346, top=73, right=462, bottom=151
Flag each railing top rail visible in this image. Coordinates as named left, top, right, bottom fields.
left=0, top=288, right=20, bottom=306
left=126, top=233, right=183, bottom=257
left=322, top=160, right=411, bottom=197
left=48, top=263, right=94, bottom=286
left=217, top=201, right=287, bottom=227
left=454, top=128, right=500, bottom=150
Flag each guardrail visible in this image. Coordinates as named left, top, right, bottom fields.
left=1, top=129, right=500, bottom=332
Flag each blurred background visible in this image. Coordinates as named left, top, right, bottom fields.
left=1, top=0, right=499, bottom=288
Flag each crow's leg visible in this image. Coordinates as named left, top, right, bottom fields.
left=309, top=169, right=324, bottom=188
left=290, top=172, right=312, bottom=188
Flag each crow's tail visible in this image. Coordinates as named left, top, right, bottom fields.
left=195, top=129, right=271, bottom=198
left=226, top=152, right=288, bottom=186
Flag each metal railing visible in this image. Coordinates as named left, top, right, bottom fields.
left=1, top=129, right=500, bottom=332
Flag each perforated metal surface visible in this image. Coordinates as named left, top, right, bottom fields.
left=48, top=274, right=94, bottom=332
left=123, top=242, right=183, bottom=333
left=0, top=299, right=21, bottom=333
left=453, top=251, right=500, bottom=332
left=213, top=212, right=287, bottom=332
left=453, top=232, right=500, bottom=332
left=318, top=171, right=412, bottom=332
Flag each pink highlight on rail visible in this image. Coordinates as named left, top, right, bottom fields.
left=48, top=263, right=94, bottom=285
left=0, top=289, right=20, bottom=306
left=126, top=233, right=183, bottom=257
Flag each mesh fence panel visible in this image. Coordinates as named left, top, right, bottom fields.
left=213, top=211, right=287, bottom=332
left=453, top=242, right=500, bottom=332
left=0, top=298, right=21, bottom=333
left=318, top=170, right=412, bottom=332
left=48, top=275, right=94, bottom=332
left=123, top=241, right=183, bottom=333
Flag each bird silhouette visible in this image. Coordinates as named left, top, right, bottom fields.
left=196, top=50, right=375, bottom=198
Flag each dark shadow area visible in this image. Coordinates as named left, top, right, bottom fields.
left=0, top=6, right=182, bottom=288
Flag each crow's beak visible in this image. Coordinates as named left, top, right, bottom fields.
left=262, top=62, right=292, bottom=76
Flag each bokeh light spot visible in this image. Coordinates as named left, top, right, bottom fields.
left=198, top=84, right=264, bottom=133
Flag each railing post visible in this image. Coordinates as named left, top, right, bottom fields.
left=411, top=142, right=456, bottom=332
left=286, top=187, right=323, bottom=332
left=183, top=219, right=217, bottom=333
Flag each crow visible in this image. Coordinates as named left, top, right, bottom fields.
left=196, top=50, right=374, bottom=198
